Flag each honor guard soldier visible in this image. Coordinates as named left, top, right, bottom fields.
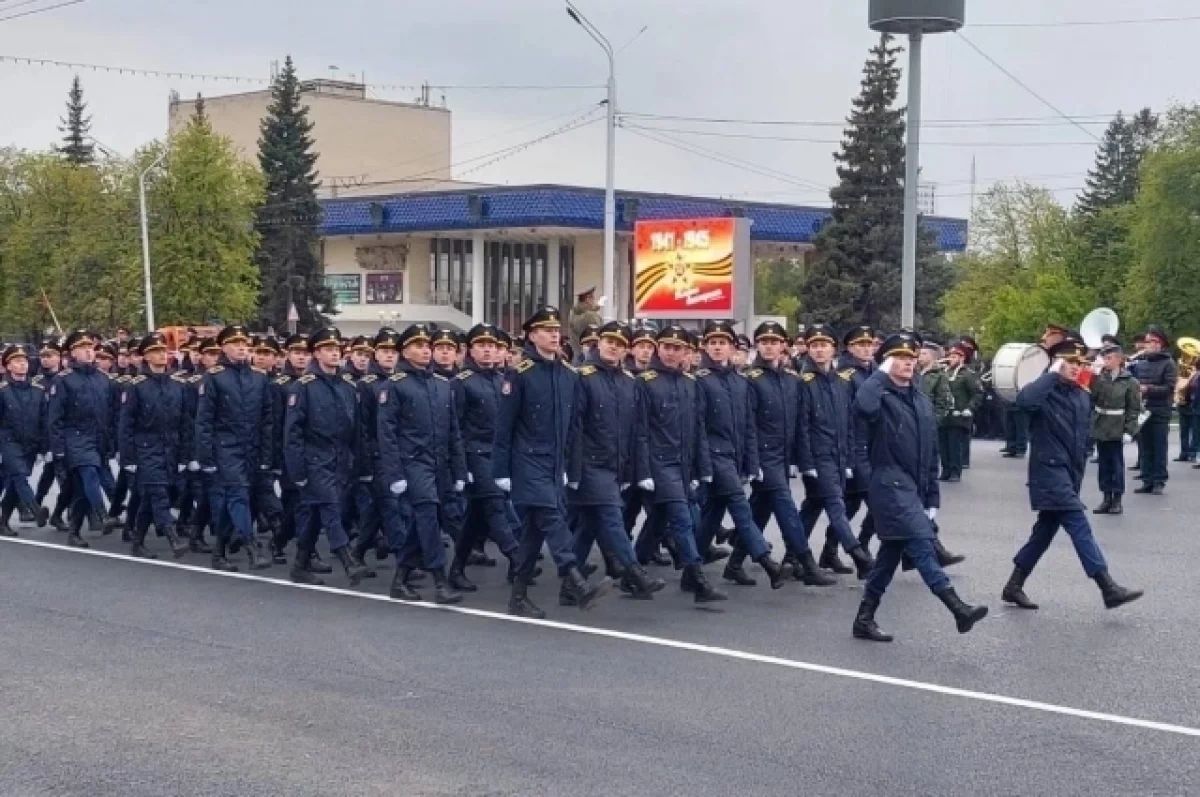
left=377, top=323, right=469, bottom=605
left=492, top=307, right=613, bottom=618
left=192, top=324, right=273, bottom=572
left=1132, top=326, right=1175, bottom=494
left=0, top=345, right=49, bottom=534
left=729, top=321, right=835, bottom=586
left=48, top=330, right=114, bottom=547
left=938, top=341, right=983, bottom=483
left=621, top=322, right=663, bottom=553
left=177, top=338, right=218, bottom=554
left=693, top=319, right=785, bottom=588
left=566, top=321, right=666, bottom=601
left=250, top=337, right=286, bottom=541
left=430, top=327, right=467, bottom=549
left=117, top=332, right=190, bottom=559
left=282, top=327, right=369, bottom=587
left=33, top=339, right=64, bottom=519
left=851, top=333, right=988, bottom=642
left=447, top=323, right=524, bottom=591
left=344, top=336, right=374, bottom=380
left=1090, top=341, right=1141, bottom=515
left=826, top=324, right=876, bottom=573
left=1002, top=334, right=1144, bottom=612
left=634, top=324, right=727, bottom=604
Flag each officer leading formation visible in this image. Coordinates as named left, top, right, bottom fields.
left=0, top=310, right=1148, bottom=641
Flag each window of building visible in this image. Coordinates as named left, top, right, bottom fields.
left=559, top=242, right=575, bottom=311
left=365, top=272, right=404, bottom=304
left=429, top=237, right=473, bottom=317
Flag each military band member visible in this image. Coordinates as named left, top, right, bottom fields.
left=1132, top=326, right=1175, bottom=495
left=0, top=345, right=49, bottom=535
left=1091, top=342, right=1141, bottom=515
left=937, top=342, right=982, bottom=483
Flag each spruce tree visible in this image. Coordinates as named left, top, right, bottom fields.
left=192, top=93, right=209, bottom=128
left=1077, top=109, right=1159, bottom=218
left=58, top=75, right=94, bottom=166
left=254, top=55, right=332, bottom=330
left=801, top=34, right=949, bottom=332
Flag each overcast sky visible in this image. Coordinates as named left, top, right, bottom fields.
left=1, top=0, right=1197, bottom=218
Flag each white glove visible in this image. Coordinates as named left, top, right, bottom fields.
left=187, top=460, right=201, bottom=472
left=35, top=453, right=46, bottom=465
left=803, top=469, right=817, bottom=479
left=1049, top=359, right=1065, bottom=375
left=926, top=507, right=938, bottom=521
left=260, top=464, right=270, bottom=471
left=177, top=464, right=186, bottom=473
left=788, top=465, right=800, bottom=478
left=496, top=477, right=512, bottom=493
left=637, top=478, right=654, bottom=492
left=620, top=483, right=631, bottom=492
left=467, top=472, right=474, bottom=484
left=845, top=468, right=853, bottom=478
left=359, top=475, right=373, bottom=483
left=567, top=482, right=579, bottom=490
left=123, top=464, right=137, bottom=473
left=879, top=356, right=896, bottom=375
left=389, top=480, right=407, bottom=495
left=202, top=466, right=217, bottom=474
left=562, top=473, right=568, bottom=486
left=961, top=409, right=972, bottom=418
left=689, top=480, right=700, bottom=491
left=701, top=475, right=713, bottom=484
left=951, top=410, right=962, bottom=417
left=1122, top=433, right=1133, bottom=445
left=454, top=480, right=465, bottom=492
left=751, top=469, right=764, bottom=482
left=295, top=479, right=308, bottom=487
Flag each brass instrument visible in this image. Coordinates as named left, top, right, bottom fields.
left=1176, top=337, right=1200, bottom=405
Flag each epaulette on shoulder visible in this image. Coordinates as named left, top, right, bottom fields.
left=744, top=368, right=763, bottom=379
left=251, top=366, right=267, bottom=375
left=59, top=367, right=73, bottom=376
left=0, top=382, right=8, bottom=391
left=639, top=369, right=658, bottom=381
left=578, top=364, right=597, bottom=376
left=273, top=375, right=290, bottom=385
left=389, top=373, right=407, bottom=382
left=208, top=365, right=224, bottom=374
left=563, top=362, right=578, bottom=373
left=622, top=369, right=635, bottom=379
left=803, top=372, right=817, bottom=383
left=341, top=373, right=355, bottom=383
left=516, top=359, right=534, bottom=374
left=683, top=372, right=696, bottom=381
left=784, top=367, right=799, bottom=377
left=298, top=374, right=316, bottom=385
left=31, top=381, right=44, bottom=390
left=171, top=373, right=189, bottom=383
left=839, top=368, right=856, bottom=380
left=361, top=374, right=377, bottom=384
left=104, top=372, right=115, bottom=381
left=131, top=375, right=147, bottom=385
left=433, top=373, right=449, bottom=382
left=189, top=374, right=204, bottom=384
left=694, top=368, right=711, bottom=378
left=456, top=370, right=474, bottom=381
left=116, top=374, right=131, bottom=383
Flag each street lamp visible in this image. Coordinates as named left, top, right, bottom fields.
left=138, top=150, right=168, bottom=331
left=566, top=2, right=617, bottom=321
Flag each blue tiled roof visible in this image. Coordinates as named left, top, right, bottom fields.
left=320, top=184, right=968, bottom=252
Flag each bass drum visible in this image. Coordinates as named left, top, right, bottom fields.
left=991, top=343, right=1050, bottom=402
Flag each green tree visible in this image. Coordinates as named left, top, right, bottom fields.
left=801, top=34, right=951, bottom=331
left=57, top=76, right=95, bottom=166
left=754, top=257, right=805, bottom=327
left=255, top=55, right=331, bottom=330
left=147, top=110, right=264, bottom=326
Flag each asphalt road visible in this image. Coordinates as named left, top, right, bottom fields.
left=1, top=442, right=1198, bottom=796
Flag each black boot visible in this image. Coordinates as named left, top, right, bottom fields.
left=269, top=539, right=288, bottom=565
left=1133, top=482, right=1154, bottom=494
left=99, top=511, right=120, bottom=535
left=818, top=539, right=854, bottom=574
left=721, top=562, right=758, bottom=586
left=389, top=567, right=421, bottom=601
left=448, top=563, right=478, bottom=592
left=188, top=526, right=212, bottom=554
left=603, top=551, right=627, bottom=580
left=163, top=524, right=189, bottom=559
left=1093, top=571, right=1144, bottom=609
left=333, top=546, right=368, bottom=586
left=848, top=545, right=874, bottom=580
left=244, top=539, right=271, bottom=571
left=0, top=519, right=17, bottom=537
left=703, top=545, right=731, bottom=564
left=852, top=593, right=893, bottom=642
left=51, top=511, right=69, bottom=533
left=1001, top=565, right=1038, bottom=610
left=686, top=565, right=728, bottom=604
left=559, top=577, right=578, bottom=607
left=308, top=551, right=333, bottom=574
left=781, top=552, right=802, bottom=581
left=933, top=538, right=965, bottom=567
left=564, top=566, right=612, bottom=611
left=130, top=526, right=157, bottom=559
left=1108, top=493, right=1123, bottom=515
left=1093, top=492, right=1113, bottom=514
left=210, top=538, right=237, bottom=572
left=290, top=549, right=324, bottom=585
left=431, top=570, right=463, bottom=605
left=756, top=554, right=786, bottom=590
left=508, top=577, right=546, bottom=619
left=796, top=550, right=837, bottom=586
left=23, top=503, right=48, bottom=529
left=620, top=564, right=665, bottom=599
left=936, top=587, right=988, bottom=633
left=66, top=512, right=88, bottom=548
left=348, top=550, right=376, bottom=579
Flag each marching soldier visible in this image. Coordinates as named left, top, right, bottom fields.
left=117, top=332, right=190, bottom=559
left=1002, top=333, right=1143, bottom=611
left=825, top=325, right=875, bottom=573
left=851, top=333, right=988, bottom=643
left=33, top=339, right=64, bottom=523
left=913, top=340, right=966, bottom=567
left=0, top=345, right=49, bottom=534
left=177, top=338, right=218, bottom=554
left=430, top=327, right=467, bottom=551
left=938, top=342, right=982, bottom=482
left=1091, top=341, right=1141, bottom=515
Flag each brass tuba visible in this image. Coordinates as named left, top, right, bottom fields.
left=1175, top=337, right=1200, bottom=405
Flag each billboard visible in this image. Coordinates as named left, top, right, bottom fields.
left=633, top=217, right=751, bottom=320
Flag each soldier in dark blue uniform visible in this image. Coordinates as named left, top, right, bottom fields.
left=851, top=333, right=988, bottom=643
left=635, top=325, right=727, bottom=604
left=693, top=319, right=785, bottom=588
left=248, top=337, right=286, bottom=543
left=117, top=332, right=190, bottom=559
left=430, top=327, right=467, bottom=553
left=48, top=330, right=114, bottom=548
left=377, top=323, right=468, bottom=604
left=796, top=324, right=875, bottom=579
left=823, top=325, right=876, bottom=574
left=33, top=339, right=65, bottom=521
left=566, top=321, right=665, bottom=601
left=177, top=338, right=217, bottom=553
left=0, top=345, right=49, bottom=535
left=1002, top=334, right=1144, bottom=612
left=726, top=322, right=835, bottom=586
left=282, top=327, right=369, bottom=587
left=192, top=325, right=273, bottom=572
left=447, top=323, right=524, bottom=591
left=492, top=307, right=613, bottom=618
left=1132, top=326, right=1175, bottom=495
left=622, top=322, right=669, bottom=565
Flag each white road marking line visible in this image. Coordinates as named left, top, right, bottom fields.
left=3, top=535, right=1197, bottom=739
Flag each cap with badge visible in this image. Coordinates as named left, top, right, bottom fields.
left=431, top=328, right=460, bottom=349
left=843, top=325, right=875, bottom=348
left=2, top=344, right=28, bottom=366
left=736, top=334, right=752, bottom=352
left=96, top=341, right=117, bottom=361
left=373, top=327, right=402, bottom=350
left=198, top=337, right=221, bottom=355
left=347, top=335, right=374, bottom=354
left=1050, top=333, right=1089, bottom=363
left=597, top=320, right=632, bottom=347
left=702, top=319, right=737, bottom=343
left=656, top=324, right=690, bottom=346
left=284, top=334, right=308, bottom=352
left=523, top=306, right=562, bottom=333
left=138, top=332, right=169, bottom=356
left=40, top=338, right=62, bottom=355
left=631, top=323, right=657, bottom=346
left=1100, top=341, right=1124, bottom=357
left=875, top=332, right=920, bottom=363
left=578, top=324, right=600, bottom=346
left=63, top=329, right=95, bottom=352
left=497, top=329, right=514, bottom=350
left=257, top=337, right=283, bottom=356
left=399, top=323, right=434, bottom=348
left=216, top=325, right=251, bottom=347
left=805, top=324, right=838, bottom=345
left=307, top=326, right=343, bottom=352
left=754, top=321, right=789, bottom=343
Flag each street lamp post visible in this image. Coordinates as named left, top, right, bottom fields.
left=567, top=2, right=617, bottom=321
left=138, top=150, right=168, bottom=331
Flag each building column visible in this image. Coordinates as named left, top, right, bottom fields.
left=471, top=231, right=486, bottom=324
left=546, top=236, right=561, bottom=310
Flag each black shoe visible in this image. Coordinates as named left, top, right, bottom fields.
left=375, top=538, right=392, bottom=562
left=579, top=562, right=598, bottom=579
left=189, top=534, right=213, bottom=555
left=333, top=546, right=368, bottom=586
left=781, top=552, right=802, bottom=581
left=796, top=550, right=837, bottom=586
left=508, top=578, right=546, bottom=619
left=1151, top=483, right=1164, bottom=495
left=564, top=566, right=611, bottom=611
left=936, top=587, right=988, bottom=633
left=603, top=552, right=627, bottom=580
left=130, top=540, right=157, bottom=559
left=1001, top=451, right=1023, bottom=459
left=289, top=550, right=323, bottom=585
left=448, top=566, right=478, bottom=592
left=848, top=546, right=874, bottom=581
left=686, top=566, right=728, bottom=604
left=32, top=506, right=49, bottom=528
left=210, top=555, right=237, bottom=573
left=1128, top=463, right=1142, bottom=471
left=852, top=594, right=893, bottom=642
left=432, top=571, right=463, bottom=605
left=162, top=524, right=189, bottom=559
left=100, top=515, right=122, bottom=535
left=650, top=551, right=672, bottom=567
left=558, top=577, right=578, bottom=607
left=270, top=543, right=288, bottom=565
left=467, top=549, right=497, bottom=567
left=933, top=539, right=965, bottom=568
left=938, top=471, right=951, bottom=481
left=1094, top=571, right=1143, bottom=609
left=703, top=545, right=731, bottom=565
left=245, top=541, right=271, bottom=572
left=1093, top=493, right=1114, bottom=514
left=1001, top=565, right=1038, bottom=610
left=1108, top=494, right=1123, bottom=515
left=715, top=525, right=734, bottom=546
left=818, top=541, right=854, bottom=575
left=51, top=513, right=69, bottom=533
left=722, top=562, right=757, bottom=586
left=348, top=552, right=376, bottom=579
left=946, top=473, right=962, bottom=483
left=1174, top=455, right=1191, bottom=462
left=308, top=552, right=333, bottom=574
left=620, top=564, right=665, bottom=599
left=389, top=567, right=421, bottom=601
left=66, top=531, right=89, bottom=549
left=0, top=522, right=17, bottom=538
left=17, top=507, right=33, bottom=524
left=756, top=554, right=786, bottom=590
